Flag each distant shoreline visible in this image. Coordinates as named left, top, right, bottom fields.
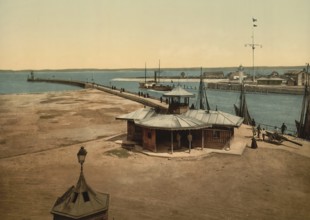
left=0, top=65, right=304, bottom=73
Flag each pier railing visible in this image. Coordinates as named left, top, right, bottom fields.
left=255, top=122, right=297, bottom=136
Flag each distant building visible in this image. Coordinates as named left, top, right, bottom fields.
left=286, top=77, right=296, bottom=86
left=226, top=65, right=248, bottom=82
left=227, top=71, right=249, bottom=81
left=257, top=77, right=283, bottom=85
left=284, top=70, right=306, bottom=86
left=203, top=71, right=224, bottom=79
left=268, top=71, right=280, bottom=78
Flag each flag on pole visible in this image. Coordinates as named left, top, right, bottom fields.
left=252, top=18, right=257, bottom=22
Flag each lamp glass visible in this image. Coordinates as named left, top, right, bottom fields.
left=77, top=147, right=87, bottom=164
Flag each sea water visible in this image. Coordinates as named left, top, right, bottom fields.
left=0, top=67, right=304, bottom=133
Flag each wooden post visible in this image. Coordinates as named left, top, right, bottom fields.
left=187, top=132, right=192, bottom=154
left=201, top=129, right=204, bottom=150
left=155, top=130, right=157, bottom=152
left=171, top=131, right=174, bottom=154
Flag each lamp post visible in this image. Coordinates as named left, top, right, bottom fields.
left=77, top=146, right=87, bottom=172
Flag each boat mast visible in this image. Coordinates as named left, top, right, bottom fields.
left=158, top=60, right=161, bottom=83
left=235, top=81, right=253, bottom=125
left=196, top=67, right=210, bottom=111
left=239, top=83, right=244, bottom=116
left=144, top=62, right=147, bottom=83
left=298, top=63, right=310, bottom=137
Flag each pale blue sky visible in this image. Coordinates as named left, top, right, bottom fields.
left=0, top=0, right=309, bottom=70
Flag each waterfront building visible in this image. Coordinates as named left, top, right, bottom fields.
left=227, top=66, right=249, bottom=82
left=284, top=70, right=306, bottom=86
left=257, top=77, right=283, bottom=85
left=117, top=86, right=243, bottom=153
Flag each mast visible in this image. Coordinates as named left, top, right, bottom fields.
left=195, top=67, right=210, bottom=111
left=144, top=62, right=147, bottom=83
left=154, top=60, right=160, bottom=83
left=234, top=83, right=253, bottom=125
left=245, top=18, right=262, bottom=82
left=297, top=63, right=310, bottom=138
left=158, top=60, right=161, bottom=83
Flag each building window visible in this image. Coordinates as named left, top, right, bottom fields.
left=82, top=192, right=90, bottom=202
left=72, top=192, right=78, bottom=203
left=212, top=130, right=220, bottom=139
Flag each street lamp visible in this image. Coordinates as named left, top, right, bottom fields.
left=77, top=146, right=87, bottom=172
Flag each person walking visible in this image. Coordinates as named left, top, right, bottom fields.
left=281, top=123, right=287, bottom=134
left=257, top=124, right=262, bottom=139
left=252, top=118, right=256, bottom=127
left=252, top=126, right=256, bottom=137
left=262, top=128, right=266, bottom=141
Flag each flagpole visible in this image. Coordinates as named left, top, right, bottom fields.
left=245, top=18, right=262, bottom=82
left=252, top=24, right=255, bottom=81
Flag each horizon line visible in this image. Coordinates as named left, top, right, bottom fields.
left=0, top=65, right=306, bottom=72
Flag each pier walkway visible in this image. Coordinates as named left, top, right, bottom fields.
left=27, top=78, right=168, bottom=111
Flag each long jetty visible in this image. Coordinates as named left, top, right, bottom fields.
left=207, top=82, right=304, bottom=95
left=27, top=77, right=168, bottom=111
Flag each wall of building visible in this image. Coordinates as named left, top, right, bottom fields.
left=142, top=128, right=156, bottom=152
left=204, top=129, right=232, bottom=149
left=257, top=80, right=282, bottom=85
left=127, top=121, right=143, bottom=142
left=127, top=121, right=135, bottom=141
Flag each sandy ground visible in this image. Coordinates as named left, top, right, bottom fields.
left=0, top=89, right=310, bottom=220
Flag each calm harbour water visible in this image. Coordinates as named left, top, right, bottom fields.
left=0, top=67, right=304, bottom=133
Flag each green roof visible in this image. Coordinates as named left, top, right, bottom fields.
left=51, top=172, right=109, bottom=219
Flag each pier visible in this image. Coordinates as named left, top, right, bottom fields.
left=207, top=82, right=304, bottom=95
left=27, top=78, right=168, bottom=111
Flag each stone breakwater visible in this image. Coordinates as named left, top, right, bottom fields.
left=207, top=82, right=304, bottom=95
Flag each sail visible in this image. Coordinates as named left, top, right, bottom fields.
left=296, top=65, right=310, bottom=139
left=241, top=96, right=253, bottom=125
left=234, top=104, right=240, bottom=116
left=235, top=84, right=253, bottom=125
left=195, top=73, right=210, bottom=111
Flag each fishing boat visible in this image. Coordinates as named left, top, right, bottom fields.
left=139, top=61, right=172, bottom=91
left=195, top=69, right=211, bottom=111
left=234, top=83, right=253, bottom=125
left=295, top=64, right=310, bottom=139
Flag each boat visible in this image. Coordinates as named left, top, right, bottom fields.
left=295, top=64, right=310, bottom=139
left=139, top=61, right=172, bottom=91
left=195, top=69, right=211, bottom=111
left=234, top=83, right=254, bottom=125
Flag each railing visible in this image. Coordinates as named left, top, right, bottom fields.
left=254, top=122, right=297, bottom=135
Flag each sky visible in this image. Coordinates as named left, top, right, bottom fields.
left=0, top=0, right=309, bottom=70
